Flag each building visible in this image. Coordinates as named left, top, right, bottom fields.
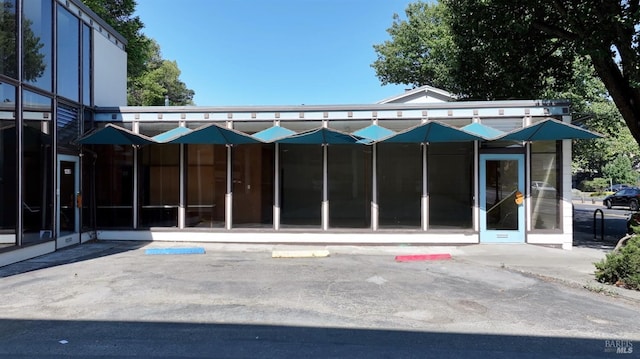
left=0, top=0, right=599, bottom=267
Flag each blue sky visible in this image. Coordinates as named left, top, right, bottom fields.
left=134, top=0, right=415, bottom=106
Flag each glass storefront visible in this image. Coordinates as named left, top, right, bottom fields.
left=531, top=141, right=561, bottom=230
left=138, top=144, right=180, bottom=228
left=428, top=143, right=473, bottom=229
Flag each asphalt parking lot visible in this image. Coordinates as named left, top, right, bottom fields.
left=0, top=234, right=638, bottom=358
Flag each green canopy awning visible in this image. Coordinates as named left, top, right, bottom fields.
left=461, top=122, right=504, bottom=140
left=252, top=126, right=296, bottom=142
left=275, top=127, right=362, bottom=144
left=76, top=124, right=155, bottom=145
left=166, top=123, right=260, bottom=144
left=153, top=126, right=193, bottom=143
left=380, top=120, right=485, bottom=143
left=497, top=118, right=603, bottom=141
left=352, top=124, right=395, bottom=144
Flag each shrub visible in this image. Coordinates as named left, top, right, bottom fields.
left=595, top=236, right=640, bottom=290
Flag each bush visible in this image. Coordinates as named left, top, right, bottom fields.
left=595, top=236, right=640, bottom=290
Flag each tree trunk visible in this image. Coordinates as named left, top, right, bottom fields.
left=591, top=55, right=640, bottom=147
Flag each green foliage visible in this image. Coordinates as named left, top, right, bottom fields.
left=371, top=2, right=456, bottom=91
left=580, top=178, right=610, bottom=192
left=602, top=156, right=638, bottom=186
left=81, top=1, right=195, bottom=106
left=0, top=2, right=45, bottom=81
left=595, top=236, right=640, bottom=290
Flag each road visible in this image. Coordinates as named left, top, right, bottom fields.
left=0, top=239, right=638, bottom=358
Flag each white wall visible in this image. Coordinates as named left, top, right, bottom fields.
left=93, top=29, right=127, bottom=106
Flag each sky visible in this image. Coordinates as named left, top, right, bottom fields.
left=134, top=0, right=415, bottom=106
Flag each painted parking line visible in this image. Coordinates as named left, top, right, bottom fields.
left=395, top=253, right=452, bottom=262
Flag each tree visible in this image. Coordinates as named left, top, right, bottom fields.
left=80, top=0, right=195, bottom=106
left=603, top=156, right=638, bottom=186
left=371, top=2, right=457, bottom=91
left=442, top=0, right=640, bottom=148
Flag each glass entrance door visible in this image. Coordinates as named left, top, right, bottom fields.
left=57, top=155, right=80, bottom=245
left=479, top=154, right=525, bottom=243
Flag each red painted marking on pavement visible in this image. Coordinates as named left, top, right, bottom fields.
left=395, top=253, right=452, bottom=262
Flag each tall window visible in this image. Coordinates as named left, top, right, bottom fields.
left=232, top=144, right=274, bottom=228
left=23, top=0, right=52, bottom=91
left=22, top=90, right=53, bottom=244
left=328, top=145, right=372, bottom=228
left=280, top=144, right=322, bottom=227
left=428, top=143, right=473, bottom=229
left=531, top=141, right=561, bottom=230
left=138, top=144, right=179, bottom=228
left=0, top=83, right=16, bottom=236
left=377, top=143, right=421, bottom=228
left=186, top=144, right=226, bottom=228
left=0, top=0, right=17, bottom=79
left=56, top=5, right=79, bottom=102
left=82, top=24, right=91, bottom=106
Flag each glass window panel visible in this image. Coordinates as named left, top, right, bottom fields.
left=90, top=140, right=134, bottom=229
left=22, top=90, right=53, bottom=244
left=485, top=160, right=519, bottom=230
left=328, top=145, right=371, bottom=228
left=531, top=141, right=560, bottom=230
left=328, top=120, right=371, bottom=133
left=277, top=120, right=321, bottom=132
left=56, top=5, right=79, bottom=102
left=377, top=143, right=421, bottom=228
left=428, top=143, right=473, bottom=229
left=0, top=83, right=16, bottom=240
left=377, top=119, right=421, bottom=132
left=280, top=144, right=322, bottom=227
left=138, top=145, right=179, bottom=227
left=23, top=0, right=52, bottom=91
left=82, top=24, right=91, bottom=106
left=232, top=144, right=274, bottom=227
left=232, top=121, right=272, bottom=134
left=139, top=122, right=179, bottom=137
left=186, top=144, right=226, bottom=228
left=0, top=0, right=17, bottom=78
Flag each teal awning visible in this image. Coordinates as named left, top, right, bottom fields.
left=166, top=123, right=260, bottom=144
left=152, top=126, right=193, bottom=143
left=76, top=124, right=155, bottom=145
left=252, top=126, right=296, bottom=142
left=276, top=127, right=362, bottom=144
left=381, top=120, right=485, bottom=143
left=352, top=124, right=395, bottom=144
left=461, top=122, right=504, bottom=140
left=497, top=118, right=603, bottom=141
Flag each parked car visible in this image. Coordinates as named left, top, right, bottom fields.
left=605, top=184, right=631, bottom=192
left=603, top=188, right=640, bottom=210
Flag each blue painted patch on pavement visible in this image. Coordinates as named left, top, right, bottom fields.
left=145, top=247, right=206, bottom=255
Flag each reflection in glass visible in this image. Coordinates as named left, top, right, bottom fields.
left=377, top=143, right=421, bottom=228
left=187, top=144, right=226, bottom=228
left=0, top=83, right=16, bottom=240
left=56, top=5, right=79, bottom=101
left=139, top=145, right=179, bottom=227
left=0, top=0, right=17, bottom=78
left=280, top=144, right=322, bottom=227
left=485, top=160, right=519, bottom=230
left=428, top=143, right=473, bottom=229
left=531, top=141, right=560, bottom=229
left=233, top=144, right=274, bottom=227
left=328, top=145, right=371, bottom=228
left=23, top=0, right=51, bottom=90
left=22, top=91, right=53, bottom=244
left=91, top=141, right=134, bottom=228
